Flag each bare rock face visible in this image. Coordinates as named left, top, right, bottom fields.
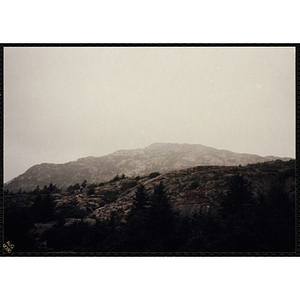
left=43, top=159, right=295, bottom=225
left=4, top=143, right=291, bottom=193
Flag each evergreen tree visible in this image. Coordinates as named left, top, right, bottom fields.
left=134, top=184, right=148, bottom=210
left=31, top=193, right=55, bottom=222
left=254, top=182, right=295, bottom=252
left=146, top=182, right=177, bottom=251
left=220, top=174, right=251, bottom=217
left=90, top=218, right=107, bottom=251
left=81, top=180, right=87, bottom=188
left=121, top=184, right=149, bottom=251
left=219, top=174, right=254, bottom=251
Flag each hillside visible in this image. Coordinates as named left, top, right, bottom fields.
left=4, top=159, right=295, bottom=253
left=4, top=143, right=290, bottom=193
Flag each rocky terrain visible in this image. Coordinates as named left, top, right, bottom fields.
left=53, top=159, right=296, bottom=221
left=4, top=143, right=290, bottom=193
left=4, top=159, right=295, bottom=252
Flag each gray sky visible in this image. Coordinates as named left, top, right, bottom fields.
left=4, top=46, right=295, bottom=182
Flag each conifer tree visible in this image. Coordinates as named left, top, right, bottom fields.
left=219, top=174, right=253, bottom=251
left=146, top=182, right=177, bottom=251
left=122, top=184, right=149, bottom=251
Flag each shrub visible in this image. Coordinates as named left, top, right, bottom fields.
left=121, top=181, right=137, bottom=192
left=66, top=208, right=88, bottom=219
left=67, top=183, right=80, bottom=193
left=81, top=180, right=87, bottom=188
left=190, top=181, right=199, bottom=189
left=87, top=184, right=97, bottom=195
left=149, top=172, right=160, bottom=179
left=103, top=190, right=120, bottom=203
left=112, top=175, right=120, bottom=182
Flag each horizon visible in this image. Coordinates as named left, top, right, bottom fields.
left=4, top=141, right=295, bottom=184
left=4, top=46, right=295, bottom=182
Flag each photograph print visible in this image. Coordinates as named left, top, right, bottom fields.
left=3, top=45, right=296, bottom=255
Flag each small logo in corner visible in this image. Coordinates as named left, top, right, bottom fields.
left=3, top=241, right=15, bottom=253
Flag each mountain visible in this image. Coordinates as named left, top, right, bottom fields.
left=52, top=159, right=295, bottom=223
left=4, top=142, right=291, bottom=193
left=4, top=159, right=295, bottom=252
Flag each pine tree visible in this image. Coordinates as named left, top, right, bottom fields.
left=220, top=174, right=251, bottom=217
left=219, top=174, right=253, bottom=251
left=146, top=182, right=177, bottom=252
left=122, top=184, right=149, bottom=251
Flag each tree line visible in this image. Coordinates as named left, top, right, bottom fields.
left=4, top=174, right=295, bottom=253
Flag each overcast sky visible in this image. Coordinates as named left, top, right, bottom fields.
left=4, top=46, right=295, bottom=182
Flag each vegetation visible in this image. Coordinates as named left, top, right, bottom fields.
left=148, top=172, right=160, bottom=179
left=67, top=183, right=81, bottom=194
left=4, top=160, right=295, bottom=253
left=103, top=190, right=120, bottom=203
left=190, top=181, right=199, bottom=189
left=87, top=183, right=97, bottom=196
left=4, top=185, right=57, bottom=251
left=121, top=180, right=138, bottom=192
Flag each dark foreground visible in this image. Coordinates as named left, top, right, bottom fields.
left=4, top=160, right=296, bottom=254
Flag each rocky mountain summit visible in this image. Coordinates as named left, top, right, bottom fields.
left=5, top=143, right=290, bottom=193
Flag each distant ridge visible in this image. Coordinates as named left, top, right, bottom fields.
left=4, top=143, right=292, bottom=193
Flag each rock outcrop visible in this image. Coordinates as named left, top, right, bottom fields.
left=4, top=159, right=295, bottom=252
